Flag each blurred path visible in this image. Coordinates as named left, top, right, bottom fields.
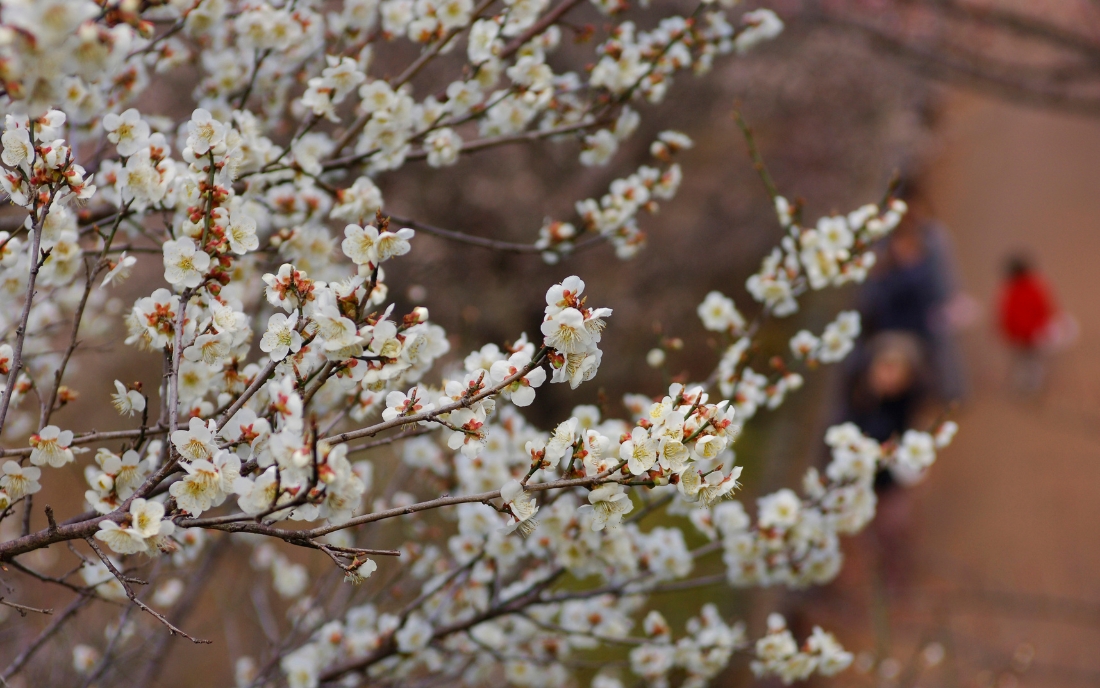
left=787, top=92, right=1100, bottom=688
left=892, top=93, right=1100, bottom=686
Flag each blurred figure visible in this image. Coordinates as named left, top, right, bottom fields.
left=997, top=254, right=1074, bottom=395
left=860, top=178, right=973, bottom=404
left=845, top=331, right=931, bottom=485
left=850, top=178, right=970, bottom=594
left=843, top=331, right=932, bottom=593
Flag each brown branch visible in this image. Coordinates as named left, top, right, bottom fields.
left=323, top=115, right=606, bottom=172
left=41, top=202, right=132, bottom=427
left=5, top=557, right=92, bottom=594
left=732, top=110, right=780, bottom=201
left=84, top=537, right=211, bottom=645
left=0, top=185, right=58, bottom=437
left=330, top=0, right=496, bottom=157
left=299, top=361, right=335, bottom=409
left=320, top=567, right=565, bottom=681
left=0, top=200, right=116, bottom=235
left=167, top=287, right=194, bottom=438
left=77, top=604, right=132, bottom=688
left=321, top=348, right=548, bottom=447
left=393, top=0, right=496, bottom=88
left=126, top=14, right=188, bottom=59
left=521, top=612, right=646, bottom=646
left=131, top=537, right=231, bottom=686
left=181, top=460, right=627, bottom=541
left=0, top=597, right=53, bottom=616
left=0, top=425, right=169, bottom=458
left=499, top=0, right=585, bottom=59
left=415, top=117, right=607, bottom=159
left=235, top=48, right=274, bottom=110
left=345, top=425, right=435, bottom=455
left=0, top=592, right=91, bottom=681
left=389, top=214, right=544, bottom=253
left=0, top=212, right=29, bottom=235
left=814, top=12, right=1100, bottom=116
left=216, top=357, right=279, bottom=431
left=919, top=0, right=1100, bottom=61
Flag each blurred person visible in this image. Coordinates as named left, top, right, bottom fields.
left=843, top=331, right=934, bottom=593
left=842, top=177, right=969, bottom=595
left=860, top=178, right=974, bottom=404
left=844, top=331, right=932, bottom=483
left=997, top=253, right=1076, bottom=394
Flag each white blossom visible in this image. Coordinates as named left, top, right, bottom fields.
left=162, top=239, right=211, bottom=288
left=172, top=417, right=218, bottom=462
left=0, top=461, right=41, bottom=500
left=29, top=426, right=75, bottom=468
left=582, top=483, right=633, bottom=531
left=111, top=380, right=146, bottom=417
left=102, top=109, right=151, bottom=157
left=260, top=310, right=304, bottom=362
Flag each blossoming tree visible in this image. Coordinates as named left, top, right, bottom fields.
left=0, top=0, right=956, bottom=686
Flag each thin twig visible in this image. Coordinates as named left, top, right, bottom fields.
left=132, top=537, right=230, bottom=686
left=84, top=537, right=211, bottom=645
left=181, top=459, right=628, bottom=540
left=732, top=109, right=780, bottom=201
left=499, top=0, right=584, bottom=58
left=329, top=0, right=496, bottom=156
left=0, top=425, right=169, bottom=458
left=217, top=357, right=279, bottom=431
left=42, top=201, right=132, bottom=426
left=0, top=186, right=57, bottom=437
left=345, top=426, right=435, bottom=455
left=321, top=348, right=548, bottom=447
left=78, top=604, right=132, bottom=688
left=0, top=598, right=52, bottom=616
left=1, top=593, right=91, bottom=681
left=320, top=567, right=565, bottom=681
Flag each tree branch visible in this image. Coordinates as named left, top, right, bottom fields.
left=0, top=190, right=55, bottom=437
left=0, top=592, right=91, bottom=681
left=84, top=537, right=211, bottom=645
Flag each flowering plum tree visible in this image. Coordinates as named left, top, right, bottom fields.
left=0, top=1, right=957, bottom=686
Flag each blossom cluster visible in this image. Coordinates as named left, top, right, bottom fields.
left=0, top=1, right=955, bottom=687
left=708, top=266, right=867, bottom=417
left=1, top=112, right=95, bottom=209
left=539, top=131, right=689, bottom=262
left=751, top=613, right=852, bottom=685
left=716, top=420, right=956, bottom=589
left=747, top=196, right=906, bottom=317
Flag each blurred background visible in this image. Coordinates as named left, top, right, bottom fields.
left=4, top=1, right=1100, bottom=686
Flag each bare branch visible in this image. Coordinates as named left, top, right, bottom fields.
left=499, top=0, right=585, bottom=59
left=330, top=0, right=496, bottom=156
left=0, top=191, right=55, bottom=437
left=42, top=201, right=132, bottom=426
left=389, top=212, right=606, bottom=255
left=0, top=598, right=53, bottom=616
left=0, top=425, right=169, bottom=458
left=321, top=348, right=548, bottom=447
left=217, top=357, right=280, bottom=431
left=131, top=537, right=231, bottom=686
left=1, top=593, right=91, bottom=681
left=180, top=460, right=627, bottom=540
left=84, top=537, right=211, bottom=645
left=808, top=10, right=1100, bottom=116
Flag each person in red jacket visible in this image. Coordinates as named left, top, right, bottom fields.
left=998, top=255, right=1059, bottom=393
left=999, top=256, right=1055, bottom=348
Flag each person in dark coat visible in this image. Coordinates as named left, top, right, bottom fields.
left=859, top=179, right=968, bottom=404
